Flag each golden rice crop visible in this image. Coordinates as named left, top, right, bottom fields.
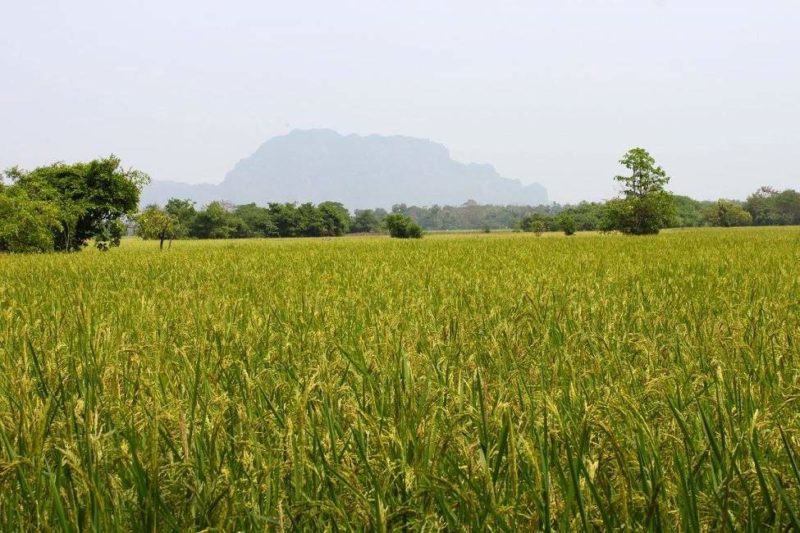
left=1, top=228, right=799, bottom=530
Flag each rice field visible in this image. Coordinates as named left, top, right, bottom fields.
left=1, top=228, right=799, bottom=530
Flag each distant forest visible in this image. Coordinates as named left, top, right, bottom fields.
left=2, top=154, right=798, bottom=253
left=145, top=186, right=799, bottom=240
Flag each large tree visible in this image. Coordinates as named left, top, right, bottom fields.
left=7, top=156, right=149, bottom=250
left=607, top=148, right=674, bottom=235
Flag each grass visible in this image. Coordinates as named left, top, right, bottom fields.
left=0, top=228, right=799, bottom=530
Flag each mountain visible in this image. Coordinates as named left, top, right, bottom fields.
left=140, top=129, right=548, bottom=209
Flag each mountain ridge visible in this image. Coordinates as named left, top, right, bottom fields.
left=140, top=129, right=548, bottom=209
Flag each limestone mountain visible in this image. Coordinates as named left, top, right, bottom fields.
left=141, top=129, right=547, bottom=209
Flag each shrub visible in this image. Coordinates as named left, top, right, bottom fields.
left=558, top=213, right=577, bottom=236
left=383, top=213, right=423, bottom=238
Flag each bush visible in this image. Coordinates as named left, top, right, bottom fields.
left=383, top=213, right=423, bottom=239
left=558, top=213, right=577, bottom=236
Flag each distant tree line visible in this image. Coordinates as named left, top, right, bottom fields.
left=147, top=148, right=798, bottom=242
left=137, top=182, right=798, bottom=245
left=391, top=150, right=799, bottom=234
left=2, top=150, right=798, bottom=253
left=389, top=188, right=798, bottom=233
left=137, top=200, right=424, bottom=246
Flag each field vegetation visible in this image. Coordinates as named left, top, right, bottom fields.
left=1, top=228, right=799, bottom=530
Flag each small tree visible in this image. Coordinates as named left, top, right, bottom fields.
left=383, top=213, right=423, bottom=238
left=607, top=148, right=674, bottom=235
left=704, top=200, right=752, bottom=227
left=137, top=205, right=177, bottom=249
left=557, top=213, right=576, bottom=236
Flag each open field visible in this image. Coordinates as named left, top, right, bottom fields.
left=1, top=228, right=799, bottom=530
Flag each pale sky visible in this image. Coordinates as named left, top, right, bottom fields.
left=2, top=0, right=798, bottom=203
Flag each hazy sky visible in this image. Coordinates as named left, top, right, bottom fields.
left=2, top=0, right=798, bottom=203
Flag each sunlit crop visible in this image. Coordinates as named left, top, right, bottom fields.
left=1, top=228, right=798, bottom=530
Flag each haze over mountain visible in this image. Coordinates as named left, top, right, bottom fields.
left=141, top=130, right=547, bottom=209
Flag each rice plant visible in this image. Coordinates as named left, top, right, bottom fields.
left=0, top=228, right=798, bottom=530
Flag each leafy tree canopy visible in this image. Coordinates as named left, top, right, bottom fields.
left=704, top=200, right=752, bottom=227
left=744, top=187, right=800, bottom=226
left=0, top=185, right=61, bottom=253
left=607, top=148, right=675, bottom=235
left=5, top=156, right=148, bottom=251
left=351, top=209, right=381, bottom=233
left=137, top=205, right=178, bottom=249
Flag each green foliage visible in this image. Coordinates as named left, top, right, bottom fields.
left=190, top=201, right=239, bottom=239
left=744, top=187, right=800, bottom=225
left=704, top=200, right=753, bottom=227
left=137, top=206, right=177, bottom=249
left=671, top=195, right=713, bottom=227
left=296, top=202, right=327, bottom=236
left=164, top=200, right=354, bottom=240
left=1, top=229, right=799, bottom=529
left=318, top=202, right=351, bottom=236
left=557, top=213, right=577, bottom=235
left=607, top=148, right=675, bottom=235
left=519, top=213, right=554, bottom=234
left=0, top=186, right=61, bottom=252
left=386, top=196, right=721, bottom=233
left=165, top=198, right=197, bottom=238
left=383, top=213, right=423, bottom=238
left=233, top=203, right=278, bottom=237
left=395, top=202, right=560, bottom=231
left=559, top=202, right=607, bottom=231
left=5, top=156, right=148, bottom=251
left=351, top=209, right=382, bottom=233
left=614, top=147, right=670, bottom=196
left=268, top=202, right=301, bottom=237
left=140, top=185, right=791, bottom=244
left=94, top=219, right=126, bottom=251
